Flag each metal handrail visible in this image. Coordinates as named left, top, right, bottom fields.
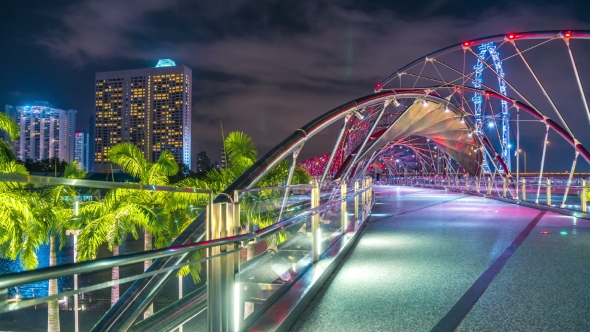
left=235, top=184, right=315, bottom=194
left=0, top=232, right=253, bottom=290
left=0, top=185, right=370, bottom=291
left=0, top=173, right=212, bottom=194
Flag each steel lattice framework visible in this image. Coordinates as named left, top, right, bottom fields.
left=472, top=42, right=511, bottom=172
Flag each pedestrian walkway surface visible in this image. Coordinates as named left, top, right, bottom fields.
left=290, top=186, right=590, bottom=332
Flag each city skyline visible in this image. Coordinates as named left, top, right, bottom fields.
left=1, top=1, right=590, bottom=171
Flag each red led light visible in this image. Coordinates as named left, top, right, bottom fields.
left=376, top=83, right=382, bottom=89
left=564, top=31, right=572, bottom=38
left=463, top=41, right=469, bottom=46
left=508, top=33, right=515, bottom=39
left=540, top=231, right=551, bottom=234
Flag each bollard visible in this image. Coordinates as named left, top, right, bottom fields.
left=475, top=177, right=480, bottom=193
left=465, top=174, right=469, bottom=191
left=521, top=178, right=526, bottom=201
left=487, top=177, right=492, bottom=195
left=502, top=177, right=507, bottom=198
left=546, top=178, right=552, bottom=206
left=582, top=179, right=587, bottom=213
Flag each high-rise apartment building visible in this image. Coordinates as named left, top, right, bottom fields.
left=94, top=59, right=192, bottom=172
left=74, top=131, right=89, bottom=170
left=88, top=117, right=95, bottom=172
left=196, top=151, right=211, bottom=173
left=2, top=102, right=76, bottom=162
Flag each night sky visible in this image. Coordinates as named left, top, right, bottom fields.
left=1, top=0, right=590, bottom=169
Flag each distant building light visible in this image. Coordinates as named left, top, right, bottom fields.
left=156, top=59, right=176, bottom=67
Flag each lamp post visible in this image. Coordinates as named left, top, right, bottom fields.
left=66, top=199, right=81, bottom=332
left=66, top=229, right=81, bottom=332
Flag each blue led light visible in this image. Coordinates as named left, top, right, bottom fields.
left=156, top=59, right=176, bottom=67
left=472, top=42, right=510, bottom=173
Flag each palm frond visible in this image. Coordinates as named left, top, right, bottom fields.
left=107, top=142, right=147, bottom=178
left=0, top=112, right=19, bottom=141
left=224, top=131, right=257, bottom=163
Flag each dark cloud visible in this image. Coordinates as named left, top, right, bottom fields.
left=3, top=0, right=590, bottom=168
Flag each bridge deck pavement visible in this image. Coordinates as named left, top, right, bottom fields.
left=290, top=185, right=590, bottom=332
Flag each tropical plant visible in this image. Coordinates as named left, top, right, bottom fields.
left=0, top=161, right=41, bottom=270
left=77, top=143, right=180, bottom=313
left=0, top=112, right=18, bottom=163
left=77, top=188, right=158, bottom=306
left=37, top=161, right=86, bottom=332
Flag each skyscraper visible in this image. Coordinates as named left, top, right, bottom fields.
left=2, top=101, right=76, bottom=162
left=93, top=59, right=192, bottom=172
left=74, top=131, right=89, bottom=170
left=196, top=151, right=211, bottom=173
left=88, top=116, right=95, bottom=172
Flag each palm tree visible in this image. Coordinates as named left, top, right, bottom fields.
left=0, top=112, right=18, bottom=163
left=77, top=188, right=157, bottom=306
left=37, top=161, right=86, bottom=332
left=77, top=143, right=179, bottom=312
left=0, top=161, right=43, bottom=270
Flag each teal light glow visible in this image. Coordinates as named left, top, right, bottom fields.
left=156, top=59, right=176, bottom=67
left=560, top=231, right=568, bottom=235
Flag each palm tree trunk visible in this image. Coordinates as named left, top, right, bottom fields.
left=48, top=235, right=60, bottom=332
left=143, top=229, right=153, bottom=318
left=111, top=245, right=119, bottom=307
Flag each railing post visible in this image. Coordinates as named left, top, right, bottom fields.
left=582, top=179, right=587, bottom=213
left=464, top=174, right=469, bottom=191
left=475, top=177, right=480, bottom=193
left=547, top=178, right=552, bottom=206
left=502, top=177, right=507, bottom=198
left=521, top=178, right=526, bottom=201
left=487, top=177, right=492, bottom=195
left=311, top=181, right=320, bottom=263
left=341, top=182, right=347, bottom=234
left=207, top=202, right=240, bottom=332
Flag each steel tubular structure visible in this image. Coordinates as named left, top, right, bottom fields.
left=88, top=30, right=590, bottom=331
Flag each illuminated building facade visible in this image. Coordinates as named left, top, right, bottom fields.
left=196, top=151, right=210, bottom=173
left=2, top=102, right=76, bottom=162
left=94, top=59, right=192, bottom=172
left=74, top=131, right=89, bottom=170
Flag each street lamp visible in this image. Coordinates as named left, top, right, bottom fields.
left=66, top=199, right=81, bottom=332
left=66, top=229, right=81, bottom=332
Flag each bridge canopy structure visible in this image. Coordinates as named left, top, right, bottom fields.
left=4, top=30, right=590, bottom=332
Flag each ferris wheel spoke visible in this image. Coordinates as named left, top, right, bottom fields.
left=510, top=41, right=574, bottom=137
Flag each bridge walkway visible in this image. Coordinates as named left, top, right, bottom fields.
left=290, top=185, right=590, bottom=332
